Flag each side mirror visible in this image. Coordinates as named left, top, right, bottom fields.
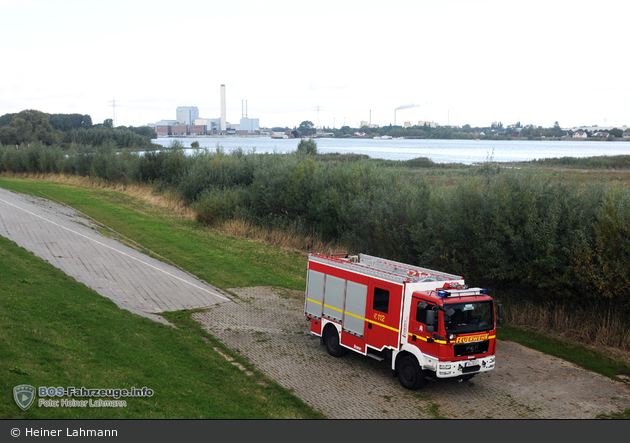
left=426, top=309, right=435, bottom=333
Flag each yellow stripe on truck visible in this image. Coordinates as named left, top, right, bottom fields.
left=409, top=333, right=447, bottom=345
left=309, top=299, right=400, bottom=333
left=366, top=319, right=399, bottom=333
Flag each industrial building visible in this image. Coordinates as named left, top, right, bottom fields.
left=176, top=107, right=199, bottom=126
left=149, top=84, right=260, bottom=137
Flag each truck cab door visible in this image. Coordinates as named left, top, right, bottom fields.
left=365, top=281, right=402, bottom=351
left=409, top=297, right=441, bottom=359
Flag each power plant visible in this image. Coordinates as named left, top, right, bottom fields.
left=150, top=84, right=259, bottom=137
left=220, top=84, right=226, bottom=131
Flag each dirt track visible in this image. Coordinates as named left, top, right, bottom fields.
left=194, top=286, right=630, bottom=419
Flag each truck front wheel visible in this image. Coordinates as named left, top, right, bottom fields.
left=324, top=326, right=347, bottom=357
left=397, top=355, right=425, bottom=390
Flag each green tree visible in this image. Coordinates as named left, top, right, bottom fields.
left=298, top=120, right=316, bottom=136
left=339, top=125, right=352, bottom=135
left=0, top=113, right=16, bottom=128
left=103, top=119, right=113, bottom=129
left=1, top=109, right=58, bottom=145
left=610, top=128, right=623, bottom=138
left=126, top=125, right=157, bottom=139
left=49, top=113, right=92, bottom=131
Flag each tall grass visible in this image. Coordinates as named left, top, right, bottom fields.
left=523, top=155, right=630, bottom=169
left=505, top=299, right=630, bottom=352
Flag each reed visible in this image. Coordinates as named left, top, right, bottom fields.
left=505, top=300, right=630, bottom=353
left=214, top=218, right=342, bottom=255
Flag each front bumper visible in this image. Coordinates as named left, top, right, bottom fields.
left=434, top=355, right=495, bottom=378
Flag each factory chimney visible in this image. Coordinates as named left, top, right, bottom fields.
left=220, top=84, right=226, bottom=131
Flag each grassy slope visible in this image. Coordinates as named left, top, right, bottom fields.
left=0, top=235, right=322, bottom=419
left=0, top=178, right=306, bottom=291
left=0, top=177, right=321, bottom=419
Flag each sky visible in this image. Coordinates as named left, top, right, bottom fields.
left=1, top=0, right=629, bottom=130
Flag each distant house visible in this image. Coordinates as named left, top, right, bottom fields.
left=622, top=131, right=630, bottom=138
left=572, top=130, right=588, bottom=139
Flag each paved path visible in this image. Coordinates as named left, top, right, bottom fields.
left=0, top=188, right=231, bottom=324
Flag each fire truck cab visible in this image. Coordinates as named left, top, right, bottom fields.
left=304, top=253, right=502, bottom=389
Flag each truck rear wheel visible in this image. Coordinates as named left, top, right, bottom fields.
left=324, top=325, right=347, bottom=357
left=397, top=355, right=425, bottom=390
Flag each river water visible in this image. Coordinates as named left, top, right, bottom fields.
left=151, top=136, right=630, bottom=164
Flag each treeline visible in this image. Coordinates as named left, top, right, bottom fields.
left=0, top=110, right=156, bottom=148
left=326, top=120, right=618, bottom=140
left=1, top=141, right=629, bottom=321
left=385, top=128, right=478, bottom=139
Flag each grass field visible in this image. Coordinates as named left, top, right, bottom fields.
left=1, top=174, right=629, bottom=419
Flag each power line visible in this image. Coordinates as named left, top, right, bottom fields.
left=311, top=105, right=325, bottom=129
left=109, top=98, right=117, bottom=126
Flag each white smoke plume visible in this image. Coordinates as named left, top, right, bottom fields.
left=395, top=103, right=420, bottom=111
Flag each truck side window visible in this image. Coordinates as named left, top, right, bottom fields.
left=373, top=288, right=389, bottom=314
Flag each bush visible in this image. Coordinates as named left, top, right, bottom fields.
left=193, top=187, right=249, bottom=225
left=296, top=139, right=317, bottom=155
left=177, top=149, right=255, bottom=204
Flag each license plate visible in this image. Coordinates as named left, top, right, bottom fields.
left=464, top=360, right=478, bottom=367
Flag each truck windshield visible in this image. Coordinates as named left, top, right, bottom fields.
left=444, top=301, right=494, bottom=334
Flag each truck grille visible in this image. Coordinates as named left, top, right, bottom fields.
left=454, top=340, right=489, bottom=357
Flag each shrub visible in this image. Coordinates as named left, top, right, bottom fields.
left=193, top=187, right=249, bottom=225
left=296, top=139, right=318, bottom=155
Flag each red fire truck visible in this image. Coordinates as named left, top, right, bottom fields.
left=304, top=253, right=503, bottom=389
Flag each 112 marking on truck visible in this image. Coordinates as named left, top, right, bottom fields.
left=304, top=253, right=503, bottom=389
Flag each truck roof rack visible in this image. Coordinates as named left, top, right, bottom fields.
left=308, top=253, right=462, bottom=284
left=359, top=254, right=462, bottom=281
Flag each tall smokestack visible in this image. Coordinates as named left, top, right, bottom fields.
left=241, top=99, right=244, bottom=118
left=220, top=84, right=226, bottom=131
left=246, top=100, right=248, bottom=118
